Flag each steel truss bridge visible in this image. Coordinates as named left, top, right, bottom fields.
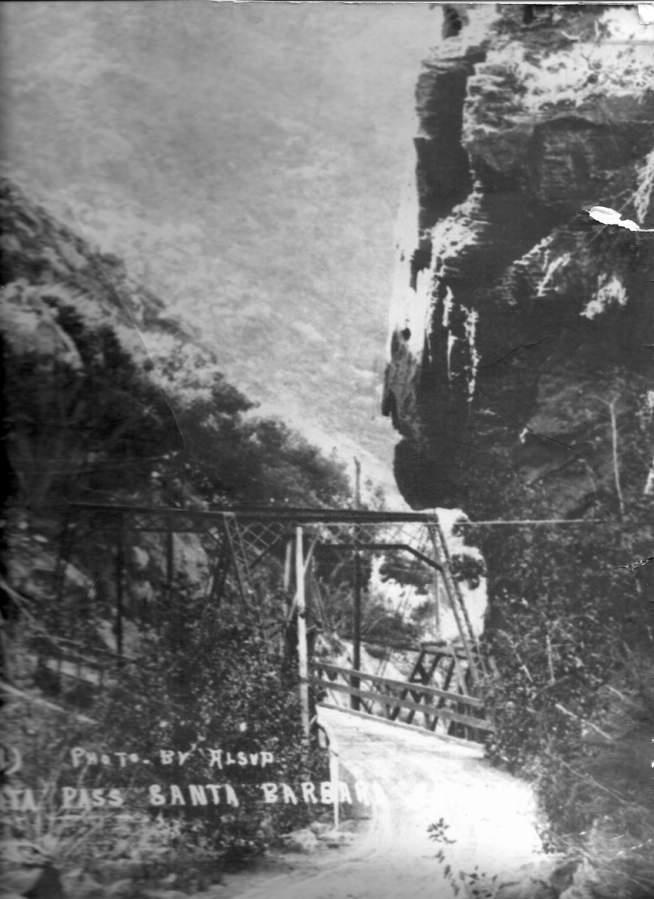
left=47, top=502, right=493, bottom=743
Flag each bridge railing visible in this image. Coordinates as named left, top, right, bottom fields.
left=310, top=660, right=493, bottom=743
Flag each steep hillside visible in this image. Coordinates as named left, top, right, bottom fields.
left=0, top=175, right=355, bottom=897
left=0, top=174, right=355, bottom=514
left=0, top=1, right=435, bottom=493
left=384, top=4, right=654, bottom=517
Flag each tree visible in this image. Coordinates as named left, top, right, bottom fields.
left=4, top=291, right=179, bottom=510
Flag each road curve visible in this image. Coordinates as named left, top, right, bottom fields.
left=232, top=705, right=542, bottom=899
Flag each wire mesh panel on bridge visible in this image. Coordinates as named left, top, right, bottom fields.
left=45, top=503, right=488, bottom=734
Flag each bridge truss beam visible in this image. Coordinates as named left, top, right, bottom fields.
left=50, top=502, right=487, bottom=738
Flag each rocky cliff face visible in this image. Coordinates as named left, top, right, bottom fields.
left=384, top=4, right=654, bottom=517
left=0, top=177, right=196, bottom=374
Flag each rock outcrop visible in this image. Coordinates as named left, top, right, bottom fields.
left=0, top=177, right=198, bottom=371
left=383, top=5, right=654, bottom=517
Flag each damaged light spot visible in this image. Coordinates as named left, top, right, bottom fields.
left=587, top=205, right=654, bottom=232
left=618, top=555, right=654, bottom=573
left=637, top=4, right=654, bottom=26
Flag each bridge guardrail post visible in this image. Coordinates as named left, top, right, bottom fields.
left=295, top=526, right=311, bottom=741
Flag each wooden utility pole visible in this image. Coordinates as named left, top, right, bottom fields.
left=295, top=527, right=311, bottom=739
left=165, top=515, right=175, bottom=636
left=352, top=458, right=362, bottom=711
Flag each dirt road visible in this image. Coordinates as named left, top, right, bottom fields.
left=225, top=706, right=542, bottom=899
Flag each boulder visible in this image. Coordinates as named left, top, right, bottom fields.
left=282, top=828, right=319, bottom=854
left=337, top=818, right=360, bottom=833
left=318, top=829, right=354, bottom=849
left=140, top=890, right=188, bottom=899
left=496, top=857, right=577, bottom=899
left=105, top=880, right=136, bottom=898
left=308, top=821, right=332, bottom=837
left=131, top=547, right=150, bottom=571
left=61, top=871, right=106, bottom=899
left=1, top=842, right=64, bottom=899
left=1, top=870, right=41, bottom=897
left=23, top=863, right=66, bottom=899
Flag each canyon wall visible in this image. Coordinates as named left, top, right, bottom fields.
left=384, top=4, right=654, bottom=519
